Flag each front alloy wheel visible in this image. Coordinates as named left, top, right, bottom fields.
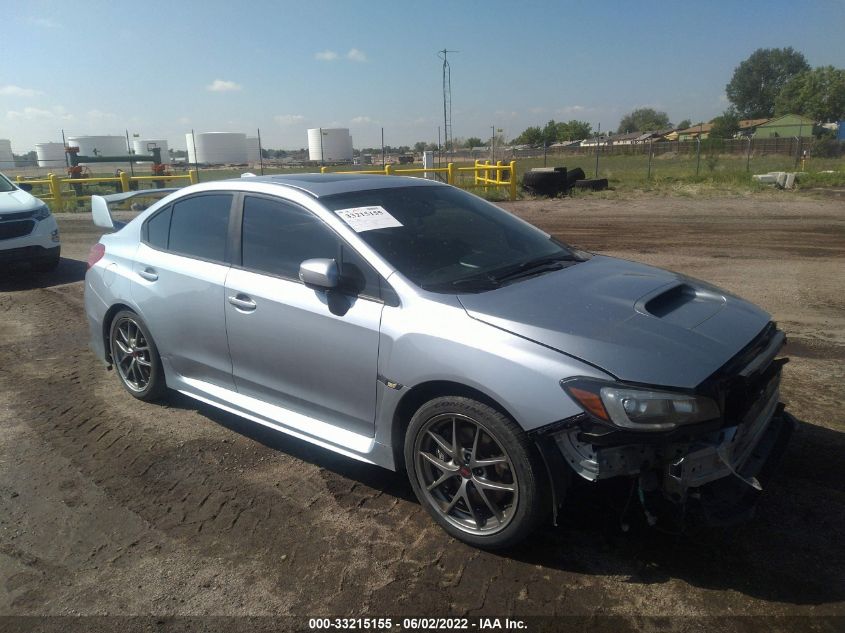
left=415, top=413, right=518, bottom=535
left=405, top=397, right=547, bottom=549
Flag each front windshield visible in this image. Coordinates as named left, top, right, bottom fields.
left=0, top=173, right=16, bottom=193
left=321, top=185, right=583, bottom=292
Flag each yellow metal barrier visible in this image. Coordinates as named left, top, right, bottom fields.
left=320, top=160, right=517, bottom=199
left=17, top=170, right=197, bottom=210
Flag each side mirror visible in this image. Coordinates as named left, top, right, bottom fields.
left=18, top=183, right=33, bottom=192
left=299, top=258, right=339, bottom=289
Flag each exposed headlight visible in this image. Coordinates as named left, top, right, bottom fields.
left=561, top=378, right=720, bottom=432
left=32, top=204, right=51, bottom=221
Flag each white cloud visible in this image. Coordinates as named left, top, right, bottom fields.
left=0, top=85, right=42, bottom=97
left=6, top=105, right=73, bottom=122
left=346, top=48, right=367, bottom=63
left=206, top=79, right=242, bottom=92
left=178, top=117, right=191, bottom=125
left=86, top=109, right=118, bottom=121
left=351, top=116, right=374, bottom=124
left=555, top=105, right=586, bottom=116
left=275, top=114, right=305, bottom=125
left=315, top=50, right=339, bottom=61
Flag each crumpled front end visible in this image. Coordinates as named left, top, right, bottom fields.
left=538, top=322, right=796, bottom=527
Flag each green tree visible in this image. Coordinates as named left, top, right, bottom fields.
left=726, top=47, right=810, bottom=118
left=617, top=108, right=671, bottom=133
left=413, top=141, right=427, bottom=153
left=775, top=66, right=845, bottom=122
left=676, top=119, right=692, bottom=130
left=556, top=120, right=592, bottom=141
left=465, top=137, right=483, bottom=148
left=514, top=126, right=543, bottom=145
left=708, top=109, right=741, bottom=139
left=541, top=120, right=559, bottom=144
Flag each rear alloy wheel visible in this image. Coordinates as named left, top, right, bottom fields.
left=109, top=310, right=166, bottom=401
left=405, top=397, right=547, bottom=549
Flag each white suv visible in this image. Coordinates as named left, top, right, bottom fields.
left=0, top=171, right=60, bottom=271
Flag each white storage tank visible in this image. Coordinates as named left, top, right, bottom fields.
left=36, top=142, right=67, bottom=168
left=246, top=136, right=261, bottom=163
left=132, top=139, right=170, bottom=164
left=67, top=135, right=128, bottom=163
left=0, top=139, right=14, bottom=168
left=185, top=132, right=247, bottom=165
left=308, top=128, right=353, bottom=162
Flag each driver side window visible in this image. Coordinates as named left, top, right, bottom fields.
left=240, top=195, right=382, bottom=300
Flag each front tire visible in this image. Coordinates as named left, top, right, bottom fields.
left=109, top=310, right=167, bottom=401
left=404, top=396, right=548, bottom=549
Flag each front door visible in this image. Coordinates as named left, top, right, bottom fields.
left=224, top=194, right=383, bottom=436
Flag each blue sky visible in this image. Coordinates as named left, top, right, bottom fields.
left=2, top=0, right=844, bottom=152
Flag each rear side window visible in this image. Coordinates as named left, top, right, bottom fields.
left=145, top=206, right=172, bottom=249
left=168, top=194, right=232, bottom=263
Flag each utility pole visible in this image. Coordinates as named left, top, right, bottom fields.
left=594, top=123, right=601, bottom=177
left=439, top=49, right=458, bottom=159
left=257, top=127, right=265, bottom=175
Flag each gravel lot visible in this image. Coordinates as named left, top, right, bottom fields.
left=0, top=193, right=843, bottom=627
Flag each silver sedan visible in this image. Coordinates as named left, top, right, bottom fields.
left=84, top=174, right=794, bottom=548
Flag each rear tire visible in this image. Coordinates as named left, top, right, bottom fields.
left=109, top=310, right=167, bottom=401
left=565, top=167, right=586, bottom=188
left=573, top=178, right=609, bottom=191
left=404, top=396, right=548, bottom=549
left=521, top=170, right=566, bottom=197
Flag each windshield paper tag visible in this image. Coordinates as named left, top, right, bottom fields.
left=334, top=206, right=403, bottom=232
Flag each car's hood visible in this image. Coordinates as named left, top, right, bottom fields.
left=458, top=255, right=770, bottom=389
left=0, top=189, right=40, bottom=214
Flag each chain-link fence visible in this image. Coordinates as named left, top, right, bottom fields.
left=489, top=137, right=845, bottom=186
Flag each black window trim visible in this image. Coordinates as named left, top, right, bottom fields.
left=232, top=192, right=394, bottom=305
left=140, top=192, right=238, bottom=266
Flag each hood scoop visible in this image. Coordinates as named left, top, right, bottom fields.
left=636, top=283, right=726, bottom=328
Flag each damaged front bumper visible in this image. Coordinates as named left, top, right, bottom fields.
left=536, top=360, right=796, bottom=527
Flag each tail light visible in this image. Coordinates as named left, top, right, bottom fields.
left=87, top=243, right=105, bottom=270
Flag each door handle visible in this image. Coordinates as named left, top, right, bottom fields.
left=228, top=294, right=257, bottom=311
left=138, top=267, right=158, bottom=281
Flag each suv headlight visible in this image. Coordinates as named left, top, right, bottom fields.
left=561, top=378, right=720, bottom=432
left=32, top=204, right=52, bottom=221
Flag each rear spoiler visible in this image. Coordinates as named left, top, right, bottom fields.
left=91, top=188, right=180, bottom=230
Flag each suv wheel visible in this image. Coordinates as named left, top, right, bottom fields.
left=109, top=310, right=167, bottom=401
left=405, top=396, right=547, bottom=549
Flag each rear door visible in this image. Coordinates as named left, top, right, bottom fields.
left=131, top=192, right=236, bottom=389
left=224, top=194, right=384, bottom=436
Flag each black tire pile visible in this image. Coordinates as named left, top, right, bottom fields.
left=521, top=166, right=608, bottom=197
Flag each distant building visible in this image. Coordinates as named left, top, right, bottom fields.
left=753, top=114, right=815, bottom=139
left=633, top=129, right=673, bottom=143
left=607, top=131, right=642, bottom=146
left=676, top=123, right=712, bottom=141
left=737, top=118, right=770, bottom=137
left=581, top=135, right=611, bottom=147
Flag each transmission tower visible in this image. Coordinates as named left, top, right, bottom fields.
left=439, top=49, right=457, bottom=156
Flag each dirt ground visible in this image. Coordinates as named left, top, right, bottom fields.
left=0, top=193, right=843, bottom=627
